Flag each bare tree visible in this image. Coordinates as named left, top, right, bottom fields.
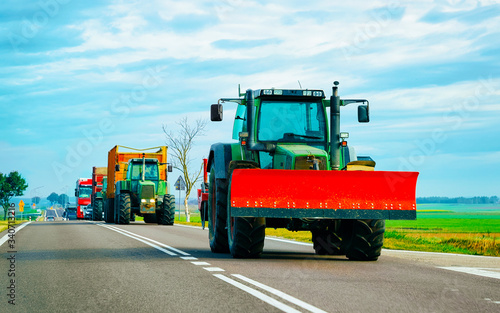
left=163, top=117, right=207, bottom=222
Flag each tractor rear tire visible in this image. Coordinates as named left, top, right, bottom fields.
left=208, top=165, right=229, bottom=253
left=143, top=214, right=157, bottom=223
left=312, top=230, right=343, bottom=255
left=93, top=199, right=103, bottom=221
left=117, top=193, right=131, bottom=224
left=158, top=194, right=175, bottom=225
left=104, top=199, right=114, bottom=223
left=343, top=219, right=385, bottom=261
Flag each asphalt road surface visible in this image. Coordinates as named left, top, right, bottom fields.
left=1, top=220, right=499, bottom=312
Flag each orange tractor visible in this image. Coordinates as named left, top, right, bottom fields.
left=198, top=82, right=418, bottom=260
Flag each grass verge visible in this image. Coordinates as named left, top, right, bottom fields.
left=0, top=219, right=28, bottom=233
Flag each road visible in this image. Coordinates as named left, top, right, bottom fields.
left=1, top=221, right=499, bottom=313
left=43, top=208, right=65, bottom=221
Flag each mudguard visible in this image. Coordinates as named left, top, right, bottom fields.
left=207, top=143, right=233, bottom=180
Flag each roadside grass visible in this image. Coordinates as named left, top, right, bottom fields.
left=0, top=219, right=27, bottom=233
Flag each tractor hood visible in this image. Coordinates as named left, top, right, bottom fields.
left=139, top=180, right=156, bottom=199
left=274, top=145, right=329, bottom=170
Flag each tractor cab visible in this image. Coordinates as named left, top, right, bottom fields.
left=126, top=158, right=159, bottom=211
left=211, top=88, right=367, bottom=171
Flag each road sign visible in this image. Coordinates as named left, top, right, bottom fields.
left=174, top=176, right=186, bottom=191
left=19, top=200, right=24, bottom=212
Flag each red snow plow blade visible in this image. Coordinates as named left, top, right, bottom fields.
left=229, top=169, right=419, bottom=220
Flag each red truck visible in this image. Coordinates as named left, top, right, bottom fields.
left=75, top=178, right=92, bottom=219
left=91, top=167, right=106, bottom=221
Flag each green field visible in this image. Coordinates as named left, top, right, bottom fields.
left=383, top=204, right=500, bottom=256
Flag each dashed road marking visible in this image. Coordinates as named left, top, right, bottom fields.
left=232, top=274, right=328, bottom=313
left=98, top=223, right=329, bottom=312
left=213, top=274, right=302, bottom=313
left=203, top=267, right=225, bottom=272
left=191, top=261, right=211, bottom=266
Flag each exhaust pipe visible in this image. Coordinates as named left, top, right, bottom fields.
left=330, top=81, right=341, bottom=171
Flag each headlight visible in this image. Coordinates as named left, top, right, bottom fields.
left=141, top=199, right=146, bottom=203
left=150, top=199, right=155, bottom=203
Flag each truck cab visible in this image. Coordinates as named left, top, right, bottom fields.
left=75, top=178, right=92, bottom=219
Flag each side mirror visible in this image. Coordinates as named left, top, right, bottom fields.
left=115, top=164, right=120, bottom=171
left=211, top=104, right=223, bottom=121
left=358, top=105, right=369, bottom=123
left=167, top=164, right=173, bottom=172
left=74, top=189, right=77, bottom=197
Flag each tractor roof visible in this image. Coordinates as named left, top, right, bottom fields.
left=253, top=89, right=325, bottom=99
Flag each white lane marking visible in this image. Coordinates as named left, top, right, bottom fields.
left=181, top=256, right=198, bottom=260
left=0, top=222, right=31, bottom=247
left=100, top=224, right=191, bottom=256
left=99, top=224, right=178, bottom=256
left=203, top=267, right=225, bottom=272
left=438, top=267, right=500, bottom=280
left=174, top=224, right=207, bottom=230
left=213, top=274, right=302, bottom=313
left=232, top=274, right=328, bottom=313
left=191, top=261, right=211, bottom=266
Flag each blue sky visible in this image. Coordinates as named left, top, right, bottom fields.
left=1, top=0, right=499, bottom=200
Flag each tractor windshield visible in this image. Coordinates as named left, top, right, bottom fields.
left=257, top=101, right=326, bottom=143
left=130, top=162, right=159, bottom=180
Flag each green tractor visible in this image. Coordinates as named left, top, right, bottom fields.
left=103, top=146, right=175, bottom=225
left=201, top=82, right=418, bottom=260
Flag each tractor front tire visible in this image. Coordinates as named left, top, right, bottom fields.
left=117, top=193, right=131, bottom=224
left=208, top=165, right=229, bottom=253
left=93, top=199, right=103, bottom=221
left=158, top=194, right=175, bottom=225
left=227, top=214, right=266, bottom=258
left=104, top=199, right=114, bottom=223
left=343, top=219, right=385, bottom=261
